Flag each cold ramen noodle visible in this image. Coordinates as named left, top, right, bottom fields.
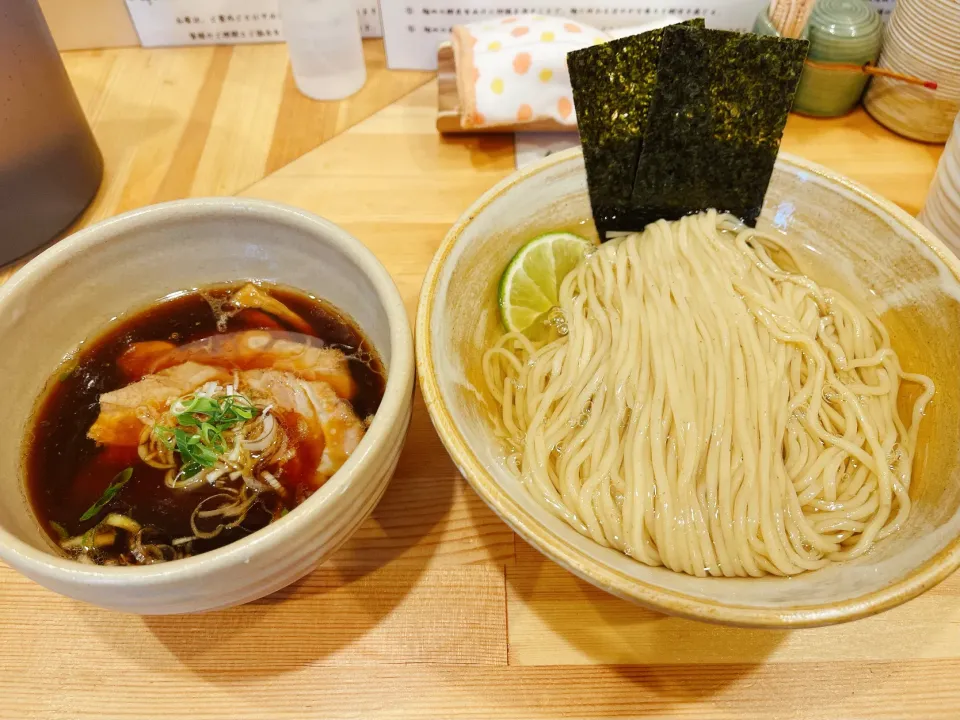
left=484, top=211, right=935, bottom=578
left=27, top=283, right=385, bottom=565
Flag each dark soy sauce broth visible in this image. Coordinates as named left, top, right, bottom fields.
left=26, top=283, right=385, bottom=557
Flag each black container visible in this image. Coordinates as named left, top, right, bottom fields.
left=0, top=0, right=103, bottom=265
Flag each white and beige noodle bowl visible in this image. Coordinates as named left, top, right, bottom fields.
left=417, top=148, right=960, bottom=627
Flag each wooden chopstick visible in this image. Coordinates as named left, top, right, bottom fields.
left=804, top=59, right=939, bottom=90
left=768, top=0, right=815, bottom=39
left=767, top=1, right=933, bottom=89
left=791, top=0, right=817, bottom=39
left=783, top=0, right=800, bottom=39
left=769, top=0, right=788, bottom=32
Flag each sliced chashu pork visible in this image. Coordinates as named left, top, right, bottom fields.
left=87, top=363, right=364, bottom=480
left=240, top=369, right=364, bottom=477
left=117, top=330, right=356, bottom=399
left=87, top=362, right=231, bottom=446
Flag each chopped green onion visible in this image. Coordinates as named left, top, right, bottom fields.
left=199, top=421, right=223, bottom=450
left=102, top=513, right=141, bottom=534
left=151, top=391, right=263, bottom=499
left=218, top=396, right=256, bottom=424
left=153, top=425, right=176, bottom=449
left=81, top=526, right=97, bottom=550
left=79, top=467, right=134, bottom=522
left=180, top=461, right=203, bottom=479
left=49, top=521, right=68, bottom=540
left=159, top=391, right=259, bottom=472
left=179, top=395, right=220, bottom=416
left=174, top=428, right=219, bottom=469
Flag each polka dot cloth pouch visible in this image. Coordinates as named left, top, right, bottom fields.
left=452, top=15, right=607, bottom=130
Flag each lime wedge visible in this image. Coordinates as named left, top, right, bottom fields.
left=498, top=232, right=593, bottom=333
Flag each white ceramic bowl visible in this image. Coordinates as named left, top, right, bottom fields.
left=0, top=198, right=414, bottom=614
left=417, top=148, right=960, bottom=628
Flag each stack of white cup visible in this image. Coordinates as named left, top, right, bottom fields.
left=918, top=113, right=960, bottom=254
left=863, top=0, right=960, bottom=143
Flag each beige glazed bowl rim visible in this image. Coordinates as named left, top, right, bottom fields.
left=416, top=147, right=960, bottom=628
left=0, top=197, right=414, bottom=588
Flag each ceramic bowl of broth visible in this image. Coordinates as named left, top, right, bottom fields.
left=416, top=148, right=960, bottom=628
left=0, top=198, right=414, bottom=614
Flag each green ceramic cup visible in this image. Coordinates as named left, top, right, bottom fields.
left=754, top=0, right=883, bottom=117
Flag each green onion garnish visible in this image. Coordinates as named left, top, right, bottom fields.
left=153, top=393, right=258, bottom=472
left=174, top=428, right=220, bottom=469
left=79, top=467, right=133, bottom=522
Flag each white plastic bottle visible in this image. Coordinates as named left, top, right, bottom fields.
left=278, top=0, right=367, bottom=100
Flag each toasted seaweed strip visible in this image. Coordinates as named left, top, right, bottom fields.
left=568, top=19, right=704, bottom=234
left=630, top=27, right=808, bottom=229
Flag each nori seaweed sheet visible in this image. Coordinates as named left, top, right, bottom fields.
left=629, top=27, right=808, bottom=229
left=567, top=19, right=704, bottom=233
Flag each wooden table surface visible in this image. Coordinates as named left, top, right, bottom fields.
left=1, top=41, right=956, bottom=720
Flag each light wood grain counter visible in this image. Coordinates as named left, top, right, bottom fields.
left=0, top=40, right=955, bottom=720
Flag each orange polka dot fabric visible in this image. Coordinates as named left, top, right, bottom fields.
left=513, top=52, right=532, bottom=75
left=452, top=15, right=606, bottom=129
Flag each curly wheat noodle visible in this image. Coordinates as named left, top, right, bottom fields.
left=482, top=210, right=935, bottom=577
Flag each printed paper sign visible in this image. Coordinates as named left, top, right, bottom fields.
left=380, top=0, right=896, bottom=70
left=357, top=2, right=384, bottom=36
left=124, top=0, right=382, bottom=47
